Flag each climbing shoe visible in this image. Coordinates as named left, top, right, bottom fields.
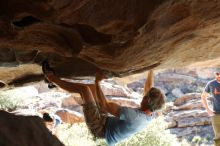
left=42, top=60, right=56, bottom=89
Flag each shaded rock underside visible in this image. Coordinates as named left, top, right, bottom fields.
left=1, top=0, right=220, bottom=86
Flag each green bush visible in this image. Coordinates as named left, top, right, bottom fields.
left=0, top=94, right=21, bottom=112
left=57, top=123, right=106, bottom=146
left=57, top=117, right=182, bottom=146
left=191, top=135, right=213, bottom=146
left=192, top=136, right=202, bottom=144
left=0, top=86, right=39, bottom=112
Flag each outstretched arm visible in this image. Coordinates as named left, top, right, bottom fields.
left=95, top=72, right=120, bottom=117
left=144, top=70, right=154, bottom=96
left=143, top=70, right=163, bottom=116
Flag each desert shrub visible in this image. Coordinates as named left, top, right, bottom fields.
left=57, top=117, right=181, bottom=146
left=117, top=117, right=181, bottom=146
left=0, top=86, right=39, bottom=111
left=0, top=94, right=22, bottom=111
left=192, top=136, right=202, bottom=145
left=191, top=135, right=213, bottom=146
left=57, top=123, right=106, bottom=146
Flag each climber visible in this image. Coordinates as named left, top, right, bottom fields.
left=42, top=62, right=165, bottom=146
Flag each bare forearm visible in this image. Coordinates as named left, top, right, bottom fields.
left=95, top=81, right=108, bottom=108
left=144, top=70, right=154, bottom=95
left=201, top=96, right=211, bottom=111
left=95, top=81, right=120, bottom=117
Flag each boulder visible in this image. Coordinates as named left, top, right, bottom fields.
left=101, top=82, right=132, bottom=97
left=127, top=81, right=144, bottom=91
left=173, top=100, right=205, bottom=110
left=164, top=92, right=214, bottom=142
left=169, top=125, right=213, bottom=138
left=108, top=97, right=140, bottom=108
left=10, top=108, right=38, bottom=116
left=61, top=95, right=82, bottom=107
left=196, top=68, right=216, bottom=80
left=1, top=0, right=220, bottom=88
left=168, top=110, right=208, bottom=120
left=165, top=117, right=177, bottom=128
left=0, top=110, right=64, bottom=146
left=172, top=88, right=184, bottom=98
left=155, top=73, right=197, bottom=84
left=56, top=109, right=84, bottom=124
left=177, top=116, right=211, bottom=128
left=174, top=93, right=201, bottom=106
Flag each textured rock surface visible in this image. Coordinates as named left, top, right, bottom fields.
left=164, top=93, right=214, bottom=141
left=0, top=110, right=64, bottom=146
left=108, top=97, right=140, bottom=108
left=100, top=82, right=132, bottom=97
left=169, top=125, right=213, bottom=139
left=1, top=0, right=220, bottom=86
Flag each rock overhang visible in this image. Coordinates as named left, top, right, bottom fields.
left=0, top=0, right=220, bottom=87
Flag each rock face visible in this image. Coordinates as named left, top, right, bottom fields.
left=165, top=93, right=214, bottom=142
left=0, top=110, right=64, bottom=146
left=1, top=1, right=220, bottom=86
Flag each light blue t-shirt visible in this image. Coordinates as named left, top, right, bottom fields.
left=104, top=106, right=153, bottom=146
left=205, top=79, right=220, bottom=113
